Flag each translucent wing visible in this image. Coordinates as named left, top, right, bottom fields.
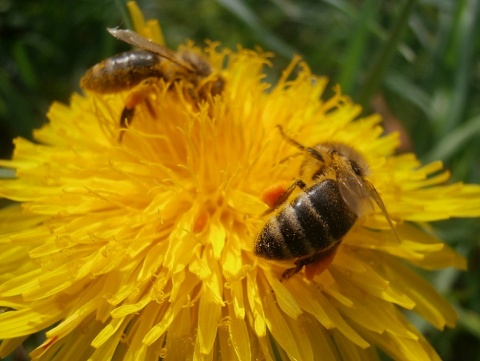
left=362, top=179, right=401, bottom=242
left=107, top=28, right=195, bottom=72
left=337, top=165, right=401, bottom=243
left=337, top=167, right=374, bottom=217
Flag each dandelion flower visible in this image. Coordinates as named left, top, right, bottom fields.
left=1, top=3, right=479, bottom=360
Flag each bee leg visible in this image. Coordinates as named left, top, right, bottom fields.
left=280, top=263, right=304, bottom=281
left=186, top=84, right=199, bottom=103
left=118, top=78, right=158, bottom=141
left=119, top=107, right=135, bottom=141
left=144, top=97, right=156, bottom=118
left=281, top=244, right=340, bottom=281
left=276, top=125, right=307, bottom=151
left=276, top=125, right=325, bottom=163
left=261, top=179, right=306, bottom=215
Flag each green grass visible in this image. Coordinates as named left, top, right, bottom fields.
left=1, top=0, right=479, bottom=359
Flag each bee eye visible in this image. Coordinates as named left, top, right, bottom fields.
left=349, top=160, right=364, bottom=176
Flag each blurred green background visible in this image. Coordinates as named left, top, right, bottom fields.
left=1, top=0, right=479, bottom=360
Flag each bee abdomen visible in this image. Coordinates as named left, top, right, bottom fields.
left=255, top=179, right=357, bottom=261
left=81, top=50, right=165, bottom=93
left=305, top=179, right=357, bottom=240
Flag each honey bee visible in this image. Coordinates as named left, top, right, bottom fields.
left=80, top=28, right=224, bottom=139
left=254, top=126, right=398, bottom=280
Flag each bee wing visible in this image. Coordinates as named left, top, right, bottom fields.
left=107, top=28, right=195, bottom=72
left=363, top=179, right=401, bottom=243
left=338, top=168, right=401, bottom=243
left=337, top=169, right=375, bottom=217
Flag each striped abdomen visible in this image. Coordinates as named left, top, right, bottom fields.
left=255, top=179, right=357, bottom=261
left=81, top=50, right=166, bottom=93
